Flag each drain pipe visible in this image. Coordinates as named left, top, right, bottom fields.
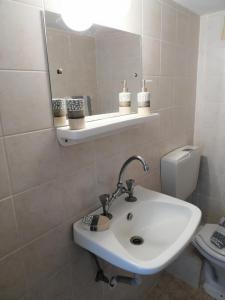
left=91, top=253, right=142, bottom=287
left=109, top=274, right=142, bottom=287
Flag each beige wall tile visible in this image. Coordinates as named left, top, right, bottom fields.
left=0, top=71, right=53, bottom=135
left=142, top=0, right=162, bottom=39
left=0, top=118, right=3, bottom=137
left=71, top=250, right=96, bottom=289
left=96, top=153, right=124, bottom=195
left=161, top=42, right=176, bottom=76
left=60, top=141, right=96, bottom=177
left=42, top=264, right=72, bottom=300
left=159, top=108, right=173, bottom=142
left=14, top=180, right=65, bottom=244
left=187, top=48, right=198, bottom=76
left=0, top=251, right=26, bottom=300
left=73, top=281, right=103, bottom=300
left=18, top=296, right=29, bottom=300
left=173, top=76, right=189, bottom=106
left=5, top=129, right=61, bottom=194
left=176, top=10, right=189, bottom=46
left=175, top=46, right=188, bottom=76
left=161, top=3, right=176, bottom=43
left=0, top=138, right=11, bottom=200
left=94, top=134, right=122, bottom=161
left=0, top=197, right=20, bottom=258
left=158, top=76, right=173, bottom=110
left=22, top=224, right=71, bottom=289
left=188, top=13, right=200, bottom=50
left=71, top=251, right=103, bottom=300
left=142, top=36, right=161, bottom=76
left=60, top=164, right=98, bottom=219
left=0, top=0, right=46, bottom=70
left=171, top=106, right=187, bottom=139
left=117, top=116, right=160, bottom=157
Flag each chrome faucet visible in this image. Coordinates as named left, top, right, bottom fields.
left=99, top=155, right=149, bottom=219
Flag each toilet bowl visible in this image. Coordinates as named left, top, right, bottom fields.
left=161, top=146, right=225, bottom=299
left=193, top=224, right=225, bottom=300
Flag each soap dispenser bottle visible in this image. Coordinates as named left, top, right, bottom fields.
left=119, top=80, right=131, bottom=114
left=137, top=80, right=151, bottom=115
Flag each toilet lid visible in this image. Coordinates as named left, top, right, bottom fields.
left=193, top=224, right=225, bottom=267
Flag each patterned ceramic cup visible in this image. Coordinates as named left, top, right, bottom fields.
left=52, top=98, right=66, bottom=117
left=66, top=98, right=85, bottom=130
left=52, top=98, right=67, bottom=127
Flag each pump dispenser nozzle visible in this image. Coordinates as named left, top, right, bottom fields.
left=142, top=79, right=147, bottom=92
left=122, top=80, right=128, bottom=92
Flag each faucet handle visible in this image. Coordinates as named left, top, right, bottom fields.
left=125, top=179, right=137, bottom=202
left=126, top=179, right=135, bottom=192
left=99, top=194, right=112, bottom=219
left=99, top=194, right=109, bottom=207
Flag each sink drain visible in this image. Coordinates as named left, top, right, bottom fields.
left=130, top=236, right=144, bottom=245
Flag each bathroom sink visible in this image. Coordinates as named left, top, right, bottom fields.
left=73, top=186, right=201, bottom=275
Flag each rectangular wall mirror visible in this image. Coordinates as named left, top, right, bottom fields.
left=44, top=9, right=142, bottom=127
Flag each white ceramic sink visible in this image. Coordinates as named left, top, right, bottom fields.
left=73, top=186, right=201, bottom=275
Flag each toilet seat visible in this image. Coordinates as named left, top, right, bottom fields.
left=193, top=224, right=225, bottom=268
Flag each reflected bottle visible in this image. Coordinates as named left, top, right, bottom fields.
left=119, top=80, right=132, bottom=115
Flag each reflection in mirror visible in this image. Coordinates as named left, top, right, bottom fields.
left=44, top=10, right=142, bottom=127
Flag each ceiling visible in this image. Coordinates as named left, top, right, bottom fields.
left=174, top=0, right=225, bottom=15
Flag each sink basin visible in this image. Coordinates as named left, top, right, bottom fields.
left=73, top=186, right=201, bottom=275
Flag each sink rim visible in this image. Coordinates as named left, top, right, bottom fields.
left=73, top=186, right=201, bottom=275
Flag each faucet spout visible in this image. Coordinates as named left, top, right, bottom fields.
left=99, top=155, right=150, bottom=217
left=118, top=155, right=149, bottom=185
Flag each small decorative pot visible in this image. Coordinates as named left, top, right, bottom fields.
left=52, top=98, right=67, bottom=127
left=66, top=98, right=85, bottom=130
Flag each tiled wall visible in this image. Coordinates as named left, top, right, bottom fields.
left=194, top=10, right=225, bottom=222
left=0, top=0, right=199, bottom=299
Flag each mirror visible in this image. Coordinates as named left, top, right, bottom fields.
left=44, top=10, right=142, bottom=126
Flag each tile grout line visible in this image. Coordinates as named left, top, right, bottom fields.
left=1, top=136, right=20, bottom=236
left=3, top=126, right=55, bottom=139
left=0, top=69, right=47, bottom=73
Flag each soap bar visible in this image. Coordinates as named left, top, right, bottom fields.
left=82, top=215, right=110, bottom=232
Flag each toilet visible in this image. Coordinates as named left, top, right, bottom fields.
left=161, top=145, right=225, bottom=300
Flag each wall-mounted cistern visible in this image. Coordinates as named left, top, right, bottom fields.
left=99, top=155, right=149, bottom=219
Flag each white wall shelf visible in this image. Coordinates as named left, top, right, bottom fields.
left=57, top=113, right=158, bottom=146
